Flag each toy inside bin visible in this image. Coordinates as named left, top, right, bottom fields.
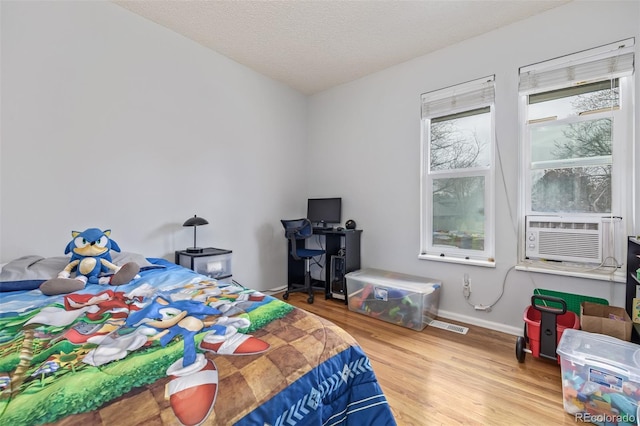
left=523, top=295, right=580, bottom=362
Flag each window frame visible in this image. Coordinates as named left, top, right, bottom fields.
left=517, top=39, right=635, bottom=279
left=522, top=88, right=625, bottom=217
left=419, top=76, right=496, bottom=267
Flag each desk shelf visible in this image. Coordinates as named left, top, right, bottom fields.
left=286, top=229, right=361, bottom=304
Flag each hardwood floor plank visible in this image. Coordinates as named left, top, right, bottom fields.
left=277, top=292, right=577, bottom=425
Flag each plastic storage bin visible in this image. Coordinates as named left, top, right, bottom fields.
left=557, top=329, right=640, bottom=425
left=346, top=268, right=441, bottom=331
left=177, top=248, right=232, bottom=281
left=192, top=253, right=231, bottom=280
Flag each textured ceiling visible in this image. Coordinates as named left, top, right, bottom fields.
left=113, top=0, right=570, bottom=95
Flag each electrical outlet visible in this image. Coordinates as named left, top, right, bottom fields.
left=462, top=273, right=471, bottom=298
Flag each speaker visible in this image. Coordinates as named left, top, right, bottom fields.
left=345, top=219, right=356, bottom=230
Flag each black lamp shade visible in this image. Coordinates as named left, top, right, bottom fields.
left=183, top=216, right=209, bottom=227
left=183, top=215, right=209, bottom=253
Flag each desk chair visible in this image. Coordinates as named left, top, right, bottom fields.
left=281, top=218, right=325, bottom=304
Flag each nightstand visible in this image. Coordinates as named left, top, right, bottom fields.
left=175, top=247, right=232, bottom=283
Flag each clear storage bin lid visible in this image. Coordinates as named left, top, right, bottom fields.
left=557, top=328, right=640, bottom=381
left=345, top=268, right=441, bottom=293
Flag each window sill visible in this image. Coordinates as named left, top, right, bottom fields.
left=515, top=260, right=624, bottom=283
left=419, top=253, right=496, bottom=268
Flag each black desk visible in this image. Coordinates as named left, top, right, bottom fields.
left=286, top=228, right=362, bottom=303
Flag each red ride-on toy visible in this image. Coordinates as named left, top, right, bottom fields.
left=516, top=295, right=580, bottom=363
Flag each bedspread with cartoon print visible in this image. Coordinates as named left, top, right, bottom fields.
left=0, top=258, right=395, bottom=426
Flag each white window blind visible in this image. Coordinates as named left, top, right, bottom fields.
left=421, top=75, right=495, bottom=118
left=519, top=38, right=635, bottom=94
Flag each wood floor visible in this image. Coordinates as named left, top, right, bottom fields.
left=276, top=292, right=577, bottom=426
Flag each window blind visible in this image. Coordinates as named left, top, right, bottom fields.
left=519, top=38, right=635, bottom=94
left=421, top=75, right=495, bottom=119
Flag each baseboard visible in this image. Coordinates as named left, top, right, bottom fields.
left=436, top=309, right=522, bottom=337
left=264, top=285, right=287, bottom=295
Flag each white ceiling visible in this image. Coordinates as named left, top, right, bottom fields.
left=113, top=0, right=570, bottom=95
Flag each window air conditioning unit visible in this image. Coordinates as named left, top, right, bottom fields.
left=525, top=216, right=621, bottom=265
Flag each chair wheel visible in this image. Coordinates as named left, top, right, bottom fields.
left=516, top=336, right=526, bottom=363
left=307, top=296, right=314, bottom=304
left=283, top=292, right=289, bottom=300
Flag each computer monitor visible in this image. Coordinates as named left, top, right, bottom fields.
left=307, top=198, right=342, bottom=227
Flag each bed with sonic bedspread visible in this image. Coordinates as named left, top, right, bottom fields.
left=0, top=256, right=395, bottom=426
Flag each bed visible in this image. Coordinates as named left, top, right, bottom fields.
left=0, top=254, right=396, bottom=425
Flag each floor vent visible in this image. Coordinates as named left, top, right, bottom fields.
left=428, top=320, right=469, bottom=335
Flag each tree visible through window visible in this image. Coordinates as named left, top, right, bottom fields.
left=420, top=77, right=495, bottom=264
left=518, top=38, right=635, bottom=273
left=431, top=108, right=490, bottom=251
left=528, top=81, right=616, bottom=214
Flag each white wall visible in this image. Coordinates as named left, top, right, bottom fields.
left=0, top=1, right=308, bottom=291
left=2, top=0, right=639, bottom=334
left=307, top=0, right=640, bottom=334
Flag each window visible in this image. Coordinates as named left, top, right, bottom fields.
left=527, top=81, right=616, bottom=214
left=518, top=39, right=635, bottom=276
left=420, top=76, right=495, bottom=266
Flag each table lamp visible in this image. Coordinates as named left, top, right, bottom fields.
left=183, top=215, right=209, bottom=253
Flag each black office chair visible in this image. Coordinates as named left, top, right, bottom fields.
left=281, top=218, right=326, bottom=304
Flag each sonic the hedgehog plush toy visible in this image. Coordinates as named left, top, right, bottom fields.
left=39, top=228, right=140, bottom=296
